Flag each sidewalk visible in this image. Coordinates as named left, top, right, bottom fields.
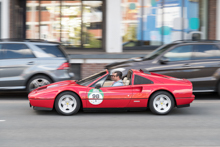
left=65, top=49, right=154, bottom=63
left=65, top=49, right=154, bottom=79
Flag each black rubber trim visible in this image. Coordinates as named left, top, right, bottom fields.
left=33, top=107, right=53, bottom=111
left=177, top=104, right=190, bottom=108
left=84, top=98, right=148, bottom=100
left=83, top=107, right=147, bottom=112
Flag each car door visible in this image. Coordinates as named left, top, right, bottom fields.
left=127, top=74, right=153, bottom=108
left=0, top=43, right=36, bottom=89
left=189, top=44, right=220, bottom=91
left=0, top=44, right=3, bottom=87
left=147, top=45, right=194, bottom=79
left=86, top=75, right=133, bottom=108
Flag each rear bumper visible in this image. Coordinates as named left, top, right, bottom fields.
left=176, top=97, right=194, bottom=105
left=177, top=104, right=190, bottom=108
left=49, top=70, right=74, bottom=82
left=176, top=95, right=195, bottom=106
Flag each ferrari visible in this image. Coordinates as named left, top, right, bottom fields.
left=28, top=69, right=195, bottom=115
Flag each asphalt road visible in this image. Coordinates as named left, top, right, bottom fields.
left=0, top=92, right=220, bottom=147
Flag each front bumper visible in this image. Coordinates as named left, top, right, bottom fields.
left=29, top=99, right=54, bottom=109
left=33, top=106, right=53, bottom=111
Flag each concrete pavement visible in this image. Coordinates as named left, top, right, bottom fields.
left=0, top=93, right=220, bottom=147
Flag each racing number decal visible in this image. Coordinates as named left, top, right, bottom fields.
left=88, top=89, right=104, bottom=105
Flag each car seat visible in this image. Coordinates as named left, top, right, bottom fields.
left=123, top=70, right=132, bottom=86
left=123, top=77, right=130, bottom=86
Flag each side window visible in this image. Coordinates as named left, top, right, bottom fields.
left=3, top=44, right=35, bottom=59
left=192, top=44, right=220, bottom=60
left=91, top=75, right=108, bottom=87
left=90, top=75, right=114, bottom=87
left=0, top=44, right=3, bottom=59
left=102, top=75, right=114, bottom=87
left=134, top=75, right=153, bottom=85
left=163, top=45, right=193, bottom=62
left=36, top=45, right=65, bottom=57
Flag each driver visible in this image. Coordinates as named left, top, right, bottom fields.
left=111, top=71, right=124, bottom=87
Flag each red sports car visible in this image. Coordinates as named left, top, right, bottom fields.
left=28, top=69, right=195, bottom=115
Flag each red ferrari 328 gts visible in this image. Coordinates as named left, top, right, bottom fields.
left=28, top=69, right=195, bottom=115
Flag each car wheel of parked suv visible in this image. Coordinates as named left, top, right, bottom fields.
left=27, top=75, right=52, bottom=92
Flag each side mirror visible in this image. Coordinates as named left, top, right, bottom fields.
left=95, top=84, right=101, bottom=89
left=69, top=72, right=74, bottom=78
left=160, top=57, right=170, bottom=64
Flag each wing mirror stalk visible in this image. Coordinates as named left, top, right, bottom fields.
left=95, top=84, right=101, bottom=89
left=160, top=57, right=170, bottom=64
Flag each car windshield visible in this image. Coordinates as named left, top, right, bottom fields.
left=76, top=70, right=107, bottom=86
left=144, top=44, right=177, bottom=60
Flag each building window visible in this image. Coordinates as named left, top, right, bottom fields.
left=122, top=0, right=208, bottom=49
left=26, top=0, right=104, bottom=49
left=26, top=1, right=40, bottom=39
left=40, top=1, right=60, bottom=41
left=121, top=0, right=142, bottom=48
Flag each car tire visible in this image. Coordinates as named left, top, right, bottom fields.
left=217, top=82, right=220, bottom=97
left=27, top=75, right=52, bottom=93
left=55, top=92, right=81, bottom=116
left=149, top=91, right=174, bottom=115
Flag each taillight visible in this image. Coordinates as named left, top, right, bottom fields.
left=57, top=62, right=70, bottom=70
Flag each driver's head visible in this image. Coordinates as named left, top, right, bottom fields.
left=111, top=71, right=122, bottom=82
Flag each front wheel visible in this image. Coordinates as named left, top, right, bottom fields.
left=55, top=92, right=81, bottom=115
left=149, top=91, right=174, bottom=115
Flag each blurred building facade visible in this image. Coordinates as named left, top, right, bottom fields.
left=0, top=0, right=218, bottom=79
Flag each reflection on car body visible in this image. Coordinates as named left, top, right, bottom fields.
left=106, top=40, right=220, bottom=95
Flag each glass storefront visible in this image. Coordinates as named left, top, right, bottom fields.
left=26, top=1, right=40, bottom=39
left=122, top=0, right=208, bottom=48
left=26, top=0, right=103, bottom=49
left=61, top=1, right=81, bottom=47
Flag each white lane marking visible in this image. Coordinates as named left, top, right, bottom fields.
left=0, top=120, right=6, bottom=122
left=0, top=101, right=28, bottom=103
left=194, top=100, right=220, bottom=103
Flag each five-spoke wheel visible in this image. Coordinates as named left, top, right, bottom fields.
left=55, top=92, right=80, bottom=115
left=149, top=91, right=174, bottom=115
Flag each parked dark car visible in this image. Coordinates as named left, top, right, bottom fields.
left=106, top=40, right=220, bottom=95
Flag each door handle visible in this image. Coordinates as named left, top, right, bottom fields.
left=27, top=61, right=34, bottom=65
left=182, top=64, right=191, bottom=67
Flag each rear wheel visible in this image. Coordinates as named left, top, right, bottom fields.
left=149, top=91, right=174, bottom=115
left=217, top=82, right=220, bottom=96
left=27, top=75, right=52, bottom=92
left=55, top=92, right=81, bottom=115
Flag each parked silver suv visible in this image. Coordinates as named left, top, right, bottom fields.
left=0, top=40, right=74, bottom=92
